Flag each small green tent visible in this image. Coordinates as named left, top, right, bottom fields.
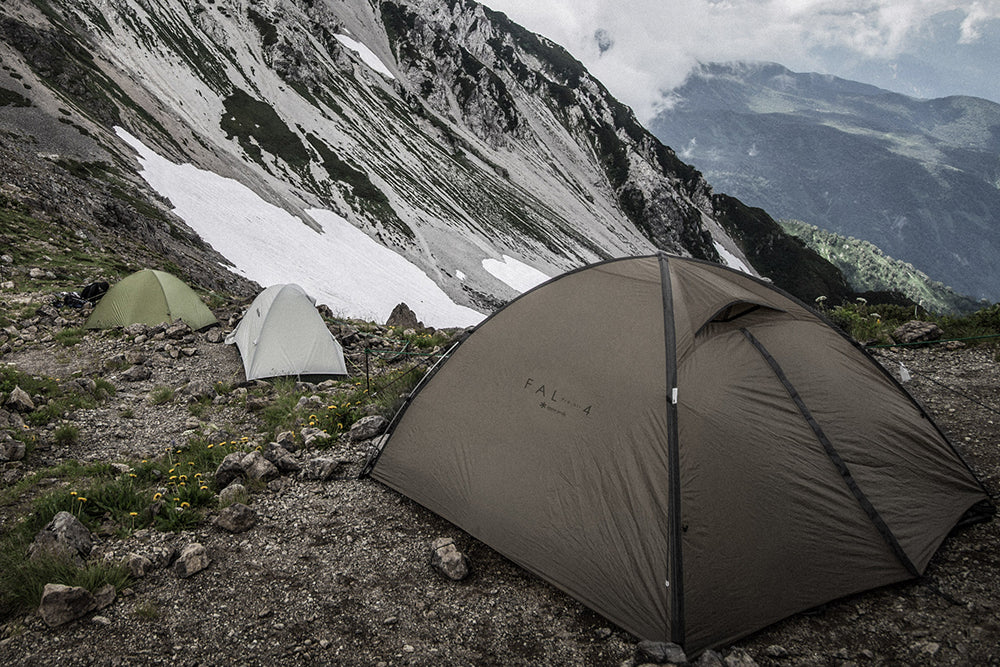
left=84, top=269, right=218, bottom=330
left=365, top=253, right=993, bottom=656
left=226, top=283, right=347, bottom=381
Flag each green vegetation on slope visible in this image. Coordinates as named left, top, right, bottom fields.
left=221, top=89, right=311, bottom=169
left=781, top=219, right=982, bottom=315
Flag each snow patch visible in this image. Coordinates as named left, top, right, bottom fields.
left=482, top=255, right=550, bottom=293
left=114, top=128, right=483, bottom=328
left=714, top=241, right=753, bottom=274
left=456, top=270, right=466, bottom=281
left=335, top=34, right=395, bottom=79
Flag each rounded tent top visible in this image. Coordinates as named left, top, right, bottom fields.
left=225, top=283, right=347, bottom=381
left=84, top=269, right=218, bottom=330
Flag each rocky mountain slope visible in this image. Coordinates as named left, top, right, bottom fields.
left=0, top=0, right=850, bottom=319
left=649, top=61, right=1000, bottom=303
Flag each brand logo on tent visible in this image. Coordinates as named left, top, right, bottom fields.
left=523, top=377, right=592, bottom=417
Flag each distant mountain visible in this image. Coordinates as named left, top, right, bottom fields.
left=0, top=0, right=854, bottom=325
left=648, top=61, right=1000, bottom=303
left=780, top=220, right=982, bottom=315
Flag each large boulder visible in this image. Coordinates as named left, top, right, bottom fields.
left=385, top=302, right=423, bottom=330
left=892, top=320, right=944, bottom=345
left=5, top=386, right=35, bottom=413
left=0, top=434, right=26, bottom=462
left=38, top=583, right=97, bottom=627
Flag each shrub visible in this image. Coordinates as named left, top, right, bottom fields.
left=52, top=422, right=79, bottom=445
left=54, top=327, right=86, bottom=347
left=148, top=386, right=174, bottom=405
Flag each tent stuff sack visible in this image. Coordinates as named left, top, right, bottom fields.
left=364, top=253, right=994, bottom=656
left=84, top=269, right=218, bottom=330
left=226, top=283, right=347, bottom=381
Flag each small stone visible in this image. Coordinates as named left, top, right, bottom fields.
left=301, top=457, right=340, bottom=481
left=125, top=350, right=146, bottom=365
left=218, top=482, right=247, bottom=507
left=635, top=640, right=687, bottom=665
left=300, top=426, right=331, bottom=447
left=165, top=321, right=191, bottom=339
left=275, top=430, right=297, bottom=451
left=695, top=649, right=726, bottom=666
left=385, top=303, right=423, bottom=330
left=183, top=379, right=217, bottom=400
left=349, top=415, right=389, bottom=442
left=122, top=365, right=152, bottom=382
left=173, top=543, right=210, bottom=578
left=93, top=583, right=116, bottom=609
left=430, top=537, right=469, bottom=581
left=241, top=451, right=279, bottom=482
left=215, top=452, right=245, bottom=488
left=126, top=552, right=153, bottom=578
left=215, top=503, right=257, bottom=533
left=91, top=615, right=111, bottom=626
left=29, top=511, right=94, bottom=564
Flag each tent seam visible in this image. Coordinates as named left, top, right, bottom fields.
left=740, top=327, right=920, bottom=577
left=659, top=253, right=685, bottom=644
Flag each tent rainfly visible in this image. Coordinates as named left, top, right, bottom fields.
left=84, top=269, right=218, bottom=330
left=226, top=283, right=347, bottom=381
left=364, top=253, right=994, bottom=656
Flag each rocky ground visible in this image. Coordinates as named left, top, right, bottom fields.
left=0, top=287, right=998, bottom=667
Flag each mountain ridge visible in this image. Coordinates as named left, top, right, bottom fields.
left=0, top=0, right=849, bottom=323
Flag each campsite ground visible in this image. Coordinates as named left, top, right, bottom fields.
left=1, top=293, right=998, bottom=666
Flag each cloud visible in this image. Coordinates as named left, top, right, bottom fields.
left=482, top=1, right=1000, bottom=120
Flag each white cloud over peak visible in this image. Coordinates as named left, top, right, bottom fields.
left=483, top=1, right=1000, bottom=121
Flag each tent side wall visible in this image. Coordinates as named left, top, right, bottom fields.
left=372, top=256, right=677, bottom=641
left=668, top=258, right=991, bottom=652
left=151, top=270, right=218, bottom=330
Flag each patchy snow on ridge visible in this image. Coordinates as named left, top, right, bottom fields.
left=335, top=34, right=395, bottom=79
left=714, top=241, right=753, bottom=274
left=115, top=128, right=483, bottom=328
left=482, top=255, right=551, bottom=293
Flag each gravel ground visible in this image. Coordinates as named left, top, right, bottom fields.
left=1, top=299, right=997, bottom=666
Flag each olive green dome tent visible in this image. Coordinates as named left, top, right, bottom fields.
left=365, top=253, right=993, bottom=656
left=84, top=269, right=218, bottom=330
left=226, top=283, right=347, bottom=381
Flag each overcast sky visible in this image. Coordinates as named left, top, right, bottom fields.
left=482, top=0, right=1000, bottom=121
